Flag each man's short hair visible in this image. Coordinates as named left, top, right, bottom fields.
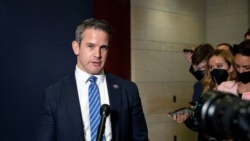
left=192, top=43, right=214, bottom=65
left=75, top=18, right=112, bottom=43
left=234, top=40, right=250, bottom=56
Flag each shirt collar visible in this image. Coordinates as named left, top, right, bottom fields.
left=75, top=66, right=105, bottom=84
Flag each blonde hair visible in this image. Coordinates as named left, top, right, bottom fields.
left=202, top=49, right=237, bottom=93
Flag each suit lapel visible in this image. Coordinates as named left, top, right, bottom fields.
left=60, top=73, right=122, bottom=141
left=62, top=74, right=85, bottom=140
left=105, top=73, right=122, bottom=141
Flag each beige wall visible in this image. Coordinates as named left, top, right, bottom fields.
left=206, top=0, right=248, bottom=46
left=131, top=0, right=248, bottom=141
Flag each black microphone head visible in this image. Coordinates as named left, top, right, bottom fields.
left=100, top=104, right=110, bottom=117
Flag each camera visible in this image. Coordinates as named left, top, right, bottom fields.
left=198, top=90, right=250, bottom=141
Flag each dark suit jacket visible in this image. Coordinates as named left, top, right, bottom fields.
left=192, top=81, right=203, bottom=102
left=35, top=72, right=149, bottom=141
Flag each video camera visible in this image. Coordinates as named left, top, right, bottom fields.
left=198, top=90, right=250, bottom=141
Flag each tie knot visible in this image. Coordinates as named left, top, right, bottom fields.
left=88, top=76, right=97, bottom=83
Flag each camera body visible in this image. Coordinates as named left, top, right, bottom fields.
left=197, top=90, right=250, bottom=141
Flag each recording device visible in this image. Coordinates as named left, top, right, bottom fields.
left=96, top=104, right=110, bottom=141
left=183, top=48, right=193, bottom=53
left=198, top=90, right=250, bottom=141
left=168, top=107, right=193, bottom=117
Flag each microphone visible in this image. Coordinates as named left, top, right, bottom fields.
left=96, top=104, right=110, bottom=141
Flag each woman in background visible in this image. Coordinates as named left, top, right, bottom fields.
left=202, top=49, right=237, bottom=94
left=218, top=40, right=250, bottom=100
left=174, top=48, right=237, bottom=141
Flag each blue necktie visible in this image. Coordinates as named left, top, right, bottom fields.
left=88, top=76, right=102, bottom=141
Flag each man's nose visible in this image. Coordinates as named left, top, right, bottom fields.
left=93, top=48, right=101, bottom=58
left=237, top=67, right=244, bottom=73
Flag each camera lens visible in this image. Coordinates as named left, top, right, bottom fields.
left=201, top=90, right=240, bottom=139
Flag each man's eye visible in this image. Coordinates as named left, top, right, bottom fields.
left=101, top=46, right=108, bottom=50
left=88, top=44, right=94, bottom=48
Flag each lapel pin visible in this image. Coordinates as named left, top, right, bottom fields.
left=113, top=84, right=119, bottom=89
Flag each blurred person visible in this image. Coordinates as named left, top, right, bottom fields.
left=216, top=43, right=234, bottom=54
left=183, top=43, right=233, bottom=81
left=173, top=44, right=214, bottom=141
left=218, top=40, right=250, bottom=100
left=202, top=49, right=237, bottom=93
left=174, top=49, right=236, bottom=141
left=190, top=44, right=214, bottom=102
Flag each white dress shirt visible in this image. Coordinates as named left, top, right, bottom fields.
left=75, top=66, right=112, bottom=141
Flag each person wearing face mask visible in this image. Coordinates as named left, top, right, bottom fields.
left=192, top=49, right=237, bottom=141
left=202, top=49, right=237, bottom=94
left=173, top=44, right=214, bottom=141
left=218, top=40, right=250, bottom=100
left=189, top=44, right=214, bottom=102
left=201, top=49, right=237, bottom=141
left=182, top=43, right=235, bottom=101
left=173, top=48, right=236, bottom=141
left=183, top=43, right=233, bottom=81
left=183, top=45, right=212, bottom=82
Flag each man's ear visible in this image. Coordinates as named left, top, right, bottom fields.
left=72, top=41, right=79, bottom=55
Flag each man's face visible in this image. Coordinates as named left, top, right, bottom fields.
left=72, top=28, right=109, bottom=75
left=196, top=60, right=206, bottom=71
left=234, top=54, right=250, bottom=73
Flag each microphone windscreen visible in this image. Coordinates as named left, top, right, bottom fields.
left=100, top=104, right=110, bottom=117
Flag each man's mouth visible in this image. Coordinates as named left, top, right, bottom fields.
left=92, top=61, right=101, bottom=66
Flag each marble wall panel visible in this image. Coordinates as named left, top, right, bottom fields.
left=131, top=7, right=206, bottom=44
left=131, top=49, right=196, bottom=82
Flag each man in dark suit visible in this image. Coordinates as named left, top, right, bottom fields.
left=36, top=18, right=148, bottom=141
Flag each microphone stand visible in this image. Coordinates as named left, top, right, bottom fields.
left=96, top=104, right=110, bottom=141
